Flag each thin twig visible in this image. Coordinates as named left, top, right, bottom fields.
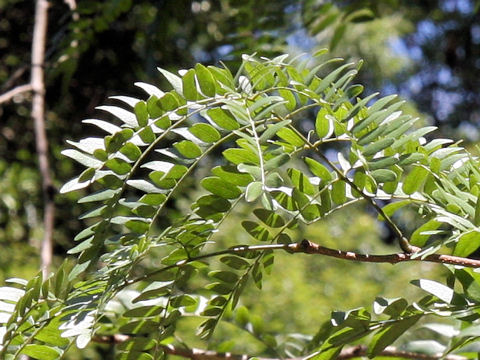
left=125, top=239, right=480, bottom=289
left=91, top=336, right=467, bottom=360
left=1, top=65, right=29, bottom=91
left=336, top=345, right=466, bottom=360
left=31, top=0, right=54, bottom=278
left=296, top=239, right=480, bottom=267
left=0, top=84, right=33, bottom=104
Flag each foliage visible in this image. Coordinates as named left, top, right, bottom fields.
left=0, top=0, right=295, bottom=269
left=2, top=0, right=479, bottom=291
left=4, top=50, right=480, bottom=359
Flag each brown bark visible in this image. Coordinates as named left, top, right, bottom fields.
left=92, top=336, right=467, bottom=360
left=296, top=239, right=480, bottom=267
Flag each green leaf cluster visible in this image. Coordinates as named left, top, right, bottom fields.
left=4, top=51, right=480, bottom=359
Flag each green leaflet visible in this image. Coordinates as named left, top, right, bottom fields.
left=276, top=127, right=305, bottom=147
left=409, top=219, right=441, bottom=247
left=120, top=142, right=142, bottom=161
left=78, top=168, right=95, bottom=182
left=105, top=158, right=132, bottom=175
left=97, top=105, right=139, bottom=128
left=171, top=294, right=198, bottom=308
left=146, top=95, right=163, bottom=118
left=223, top=148, right=259, bottom=165
left=454, top=268, right=480, bottom=302
left=315, top=63, right=353, bottom=93
left=362, top=138, right=394, bottom=157
left=242, top=221, right=272, bottom=241
left=264, top=153, right=290, bottom=171
left=158, top=67, right=183, bottom=94
left=367, top=316, right=420, bottom=357
left=220, top=256, right=250, bottom=270
left=315, top=107, right=334, bottom=139
left=373, top=297, right=408, bottom=316
left=182, top=68, right=198, bottom=101
left=475, top=194, right=480, bottom=226
left=454, top=231, right=480, bottom=257
left=259, top=120, right=291, bottom=142
left=201, top=177, right=242, bottom=199
left=371, top=169, right=397, bottom=183
left=22, top=344, right=62, bottom=360
left=304, top=157, right=333, bottom=182
left=332, top=180, right=346, bottom=204
left=411, top=279, right=455, bottom=304
left=174, top=140, right=202, bottom=158
left=209, top=270, right=239, bottom=283
left=288, top=168, right=315, bottom=195
left=367, top=94, right=397, bottom=114
left=104, top=128, right=134, bottom=153
left=245, top=181, right=263, bottom=202
left=341, top=92, right=377, bottom=122
left=367, top=156, right=398, bottom=170
left=208, top=65, right=235, bottom=90
left=134, top=101, right=148, bottom=127
left=193, top=195, right=231, bottom=219
left=278, top=89, right=296, bottom=111
left=195, top=63, right=216, bottom=97
left=189, top=123, right=221, bottom=143
left=403, top=165, right=429, bottom=195
left=253, top=208, right=285, bottom=228
left=212, top=165, right=254, bottom=186
left=377, top=200, right=410, bottom=221
left=206, top=108, right=240, bottom=130
left=123, top=305, right=164, bottom=318
left=139, top=126, right=156, bottom=143
left=159, top=92, right=181, bottom=111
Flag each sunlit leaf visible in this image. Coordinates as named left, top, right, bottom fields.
left=201, top=177, right=242, bottom=199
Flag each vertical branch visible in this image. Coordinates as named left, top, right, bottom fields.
left=31, top=0, right=54, bottom=278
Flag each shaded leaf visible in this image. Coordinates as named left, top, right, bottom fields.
left=288, top=168, right=315, bottom=195
left=410, top=219, right=442, bottom=247
left=367, top=316, right=420, bottom=357
left=454, top=231, right=480, bottom=257
left=245, top=181, right=263, bottom=202
left=304, top=157, right=333, bottom=182
left=242, top=221, right=272, bottom=241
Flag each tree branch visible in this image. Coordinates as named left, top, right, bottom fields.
left=31, top=0, right=54, bottom=278
left=1, top=65, right=29, bottom=91
left=336, top=345, right=466, bottom=360
left=0, top=84, right=33, bottom=104
left=91, top=336, right=466, bottom=360
left=127, top=239, right=480, bottom=289
left=296, top=239, right=480, bottom=267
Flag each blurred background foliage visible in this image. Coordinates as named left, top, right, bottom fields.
left=1, top=0, right=479, bottom=357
